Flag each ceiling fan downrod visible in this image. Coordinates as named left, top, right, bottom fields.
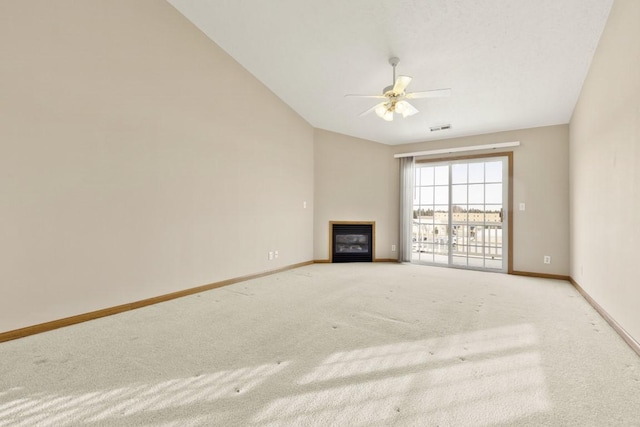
left=385, top=57, right=400, bottom=95
left=389, top=57, right=400, bottom=84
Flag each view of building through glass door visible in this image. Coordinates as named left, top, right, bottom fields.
left=412, top=156, right=509, bottom=271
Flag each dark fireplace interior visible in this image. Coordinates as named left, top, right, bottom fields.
left=332, top=223, right=373, bottom=263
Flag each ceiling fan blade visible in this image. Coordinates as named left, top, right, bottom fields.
left=359, top=102, right=387, bottom=117
left=396, top=100, right=419, bottom=118
left=345, top=94, right=387, bottom=98
left=392, top=75, right=412, bottom=94
left=405, top=88, right=451, bottom=99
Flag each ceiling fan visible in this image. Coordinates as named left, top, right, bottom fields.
left=346, top=57, right=451, bottom=121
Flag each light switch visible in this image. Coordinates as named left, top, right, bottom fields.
left=519, top=202, right=526, bottom=211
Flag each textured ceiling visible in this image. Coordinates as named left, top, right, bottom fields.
left=167, top=0, right=613, bottom=145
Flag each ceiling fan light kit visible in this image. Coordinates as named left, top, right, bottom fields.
left=346, top=57, right=450, bottom=122
left=375, top=103, right=394, bottom=121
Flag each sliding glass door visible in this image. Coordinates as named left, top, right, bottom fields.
left=412, top=156, right=509, bottom=272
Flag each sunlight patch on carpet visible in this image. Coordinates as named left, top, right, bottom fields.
left=299, top=324, right=538, bottom=384
left=0, top=362, right=289, bottom=427
left=254, top=324, right=550, bottom=426
left=252, top=375, right=414, bottom=426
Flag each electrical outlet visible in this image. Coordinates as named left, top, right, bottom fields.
left=268, top=251, right=274, bottom=260
left=303, top=201, right=307, bottom=209
left=391, top=244, right=396, bottom=251
left=543, top=255, right=551, bottom=264
left=274, top=250, right=279, bottom=259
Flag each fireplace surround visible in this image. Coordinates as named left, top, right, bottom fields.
left=330, top=221, right=375, bottom=263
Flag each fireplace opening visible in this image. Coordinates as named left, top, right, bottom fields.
left=331, top=222, right=374, bottom=263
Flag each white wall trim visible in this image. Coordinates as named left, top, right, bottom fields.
left=394, top=141, right=520, bottom=158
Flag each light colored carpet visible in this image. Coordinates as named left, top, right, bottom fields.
left=1, top=263, right=640, bottom=426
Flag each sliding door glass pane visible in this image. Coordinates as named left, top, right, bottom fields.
left=434, top=166, right=448, bottom=185
left=486, top=184, right=502, bottom=204
left=413, top=157, right=508, bottom=272
left=485, top=161, right=502, bottom=183
left=468, top=163, right=484, bottom=183
left=420, top=187, right=434, bottom=205
left=468, top=184, right=484, bottom=204
left=452, top=164, right=467, bottom=184
left=420, top=167, right=434, bottom=185
left=452, top=184, right=467, bottom=204
left=434, top=186, right=448, bottom=205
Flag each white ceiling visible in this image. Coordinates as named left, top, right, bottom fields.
left=167, top=0, right=613, bottom=145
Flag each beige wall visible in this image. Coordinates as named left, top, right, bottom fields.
left=313, top=125, right=569, bottom=274
left=0, top=0, right=314, bottom=333
left=5, top=0, right=626, bottom=340
left=570, top=0, right=640, bottom=344
left=393, top=125, right=570, bottom=275
left=314, top=129, right=398, bottom=261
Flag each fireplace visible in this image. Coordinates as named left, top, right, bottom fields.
left=331, top=222, right=374, bottom=263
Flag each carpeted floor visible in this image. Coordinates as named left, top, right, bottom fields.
left=1, top=263, right=639, bottom=426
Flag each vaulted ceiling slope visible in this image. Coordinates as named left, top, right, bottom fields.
left=167, top=0, right=613, bottom=145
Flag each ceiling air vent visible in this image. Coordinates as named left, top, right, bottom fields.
left=430, top=124, right=452, bottom=132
